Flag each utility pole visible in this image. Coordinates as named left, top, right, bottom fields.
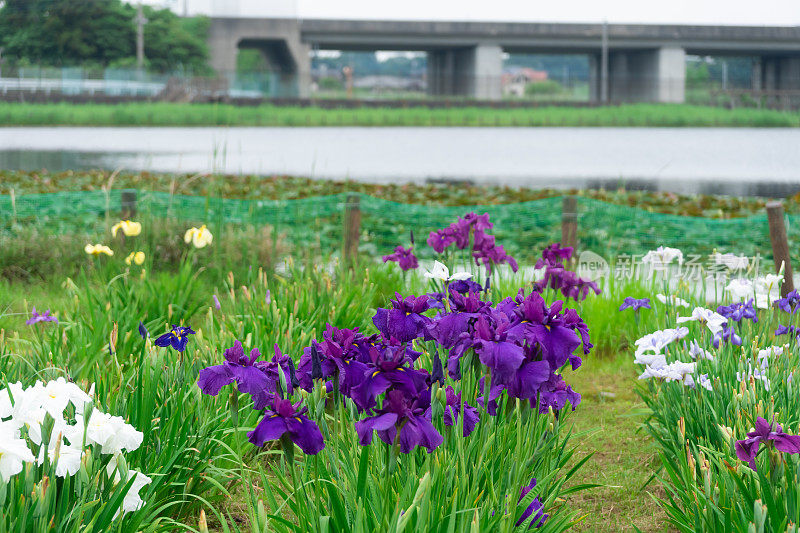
left=135, top=2, right=147, bottom=73
left=600, top=20, right=609, bottom=103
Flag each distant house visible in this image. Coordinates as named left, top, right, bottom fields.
left=502, top=68, right=548, bottom=97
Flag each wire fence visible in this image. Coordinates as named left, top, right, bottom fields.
left=0, top=190, right=789, bottom=267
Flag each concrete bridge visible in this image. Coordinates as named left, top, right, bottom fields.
left=208, top=18, right=800, bottom=101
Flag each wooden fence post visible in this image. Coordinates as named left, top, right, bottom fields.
left=121, top=189, right=137, bottom=220
left=561, top=196, right=577, bottom=253
left=766, top=201, right=794, bottom=296
left=343, top=194, right=361, bottom=264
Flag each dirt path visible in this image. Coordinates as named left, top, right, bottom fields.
left=565, top=358, right=671, bottom=532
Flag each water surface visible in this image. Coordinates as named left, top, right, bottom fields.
left=2, top=126, right=799, bottom=196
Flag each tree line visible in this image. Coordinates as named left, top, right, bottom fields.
left=0, top=0, right=210, bottom=73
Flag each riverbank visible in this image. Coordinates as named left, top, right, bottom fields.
left=0, top=102, right=798, bottom=127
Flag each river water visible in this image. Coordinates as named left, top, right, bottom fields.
left=2, top=126, right=799, bottom=196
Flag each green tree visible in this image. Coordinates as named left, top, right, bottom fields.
left=0, top=0, right=134, bottom=66
left=0, top=0, right=210, bottom=73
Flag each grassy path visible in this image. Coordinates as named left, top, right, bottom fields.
left=566, top=358, right=671, bottom=532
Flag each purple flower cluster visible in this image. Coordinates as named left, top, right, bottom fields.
left=713, top=325, right=742, bottom=348
left=195, top=282, right=588, bottom=529
left=717, top=299, right=757, bottom=323
left=516, top=478, right=548, bottom=528
left=775, top=290, right=800, bottom=314
left=26, top=307, right=58, bottom=325
left=735, top=417, right=800, bottom=470
left=775, top=325, right=800, bottom=337
left=430, top=286, right=588, bottom=414
left=534, top=244, right=600, bottom=302
left=382, top=245, right=419, bottom=272
left=154, top=324, right=196, bottom=352
left=426, top=212, right=519, bottom=273
left=619, top=297, right=651, bottom=312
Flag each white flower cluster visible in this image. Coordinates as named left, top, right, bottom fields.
left=0, top=378, right=150, bottom=514
left=656, top=293, right=690, bottom=308
left=642, top=246, right=684, bottom=268
left=677, top=307, right=728, bottom=336
left=725, top=274, right=783, bottom=309
left=634, top=327, right=711, bottom=390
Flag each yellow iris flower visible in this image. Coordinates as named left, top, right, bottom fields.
left=85, top=244, right=114, bottom=256
left=111, top=220, right=142, bottom=238
left=184, top=225, right=213, bottom=248
left=125, top=251, right=146, bottom=265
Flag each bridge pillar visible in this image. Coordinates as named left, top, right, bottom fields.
left=207, top=18, right=311, bottom=98
left=471, top=44, right=503, bottom=100
left=607, top=47, right=685, bottom=103
left=759, top=56, right=800, bottom=90
left=427, top=44, right=502, bottom=100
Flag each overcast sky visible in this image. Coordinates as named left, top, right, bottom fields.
left=162, top=0, right=800, bottom=26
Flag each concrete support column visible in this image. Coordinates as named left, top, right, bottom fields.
left=608, top=52, right=629, bottom=102
left=607, top=47, right=685, bottom=103
left=428, top=44, right=502, bottom=100
left=209, top=36, right=239, bottom=79
left=752, top=57, right=763, bottom=91
left=427, top=50, right=456, bottom=97
left=588, top=54, right=600, bottom=102
left=471, top=43, right=503, bottom=100
left=655, top=47, right=686, bottom=102
left=779, top=57, right=800, bottom=90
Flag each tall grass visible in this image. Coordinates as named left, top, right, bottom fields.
left=0, top=102, right=797, bottom=127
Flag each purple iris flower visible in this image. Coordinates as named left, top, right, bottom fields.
left=476, top=378, right=505, bottom=416
left=775, top=325, right=800, bottom=337
left=735, top=416, right=800, bottom=470
left=472, top=230, right=519, bottom=274
left=350, top=345, right=428, bottom=412
left=373, top=293, right=433, bottom=343
left=248, top=397, right=325, bottom=455
left=473, top=314, right=525, bottom=383
left=535, top=243, right=573, bottom=269
left=426, top=213, right=516, bottom=272
left=26, top=307, right=58, bottom=325
left=439, top=386, right=479, bottom=437
left=717, top=299, right=757, bottom=323
left=536, top=265, right=600, bottom=302
left=775, top=290, right=800, bottom=314
left=197, top=340, right=273, bottom=408
left=619, top=297, right=651, bottom=312
left=505, top=345, right=551, bottom=401
left=713, top=325, right=742, bottom=348
left=535, top=373, right=581, bottom=414
left=212, top=294, right=221, bottom=310
left=154, top=324, right=195, bottom=352
left=449, top=278, right=485, bottom=295
left=296, top=325, right=374, bottom=392
left=138, top=321, right=148, bottom=339
left=515, top=478, right=548, bottom=529
left=382, top=246, right=419, bottom=271
left=506, top=293, right=582, bottom=371
left=562, top=307, right=592, bottom=357
left=355, top=389, right=443, bottom=453
left=253, top=344, right=296, bottom=396
left=429, top=349, right=445, bottom=386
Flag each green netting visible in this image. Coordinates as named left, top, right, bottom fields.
left=0, top=190, right=789, bottom=265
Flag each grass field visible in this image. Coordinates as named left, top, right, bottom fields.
left=1, top=171, right=794, bottom=531
left=0, top=254, right=669, bottom=531
left=0, top=101, right=798, bottom=127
